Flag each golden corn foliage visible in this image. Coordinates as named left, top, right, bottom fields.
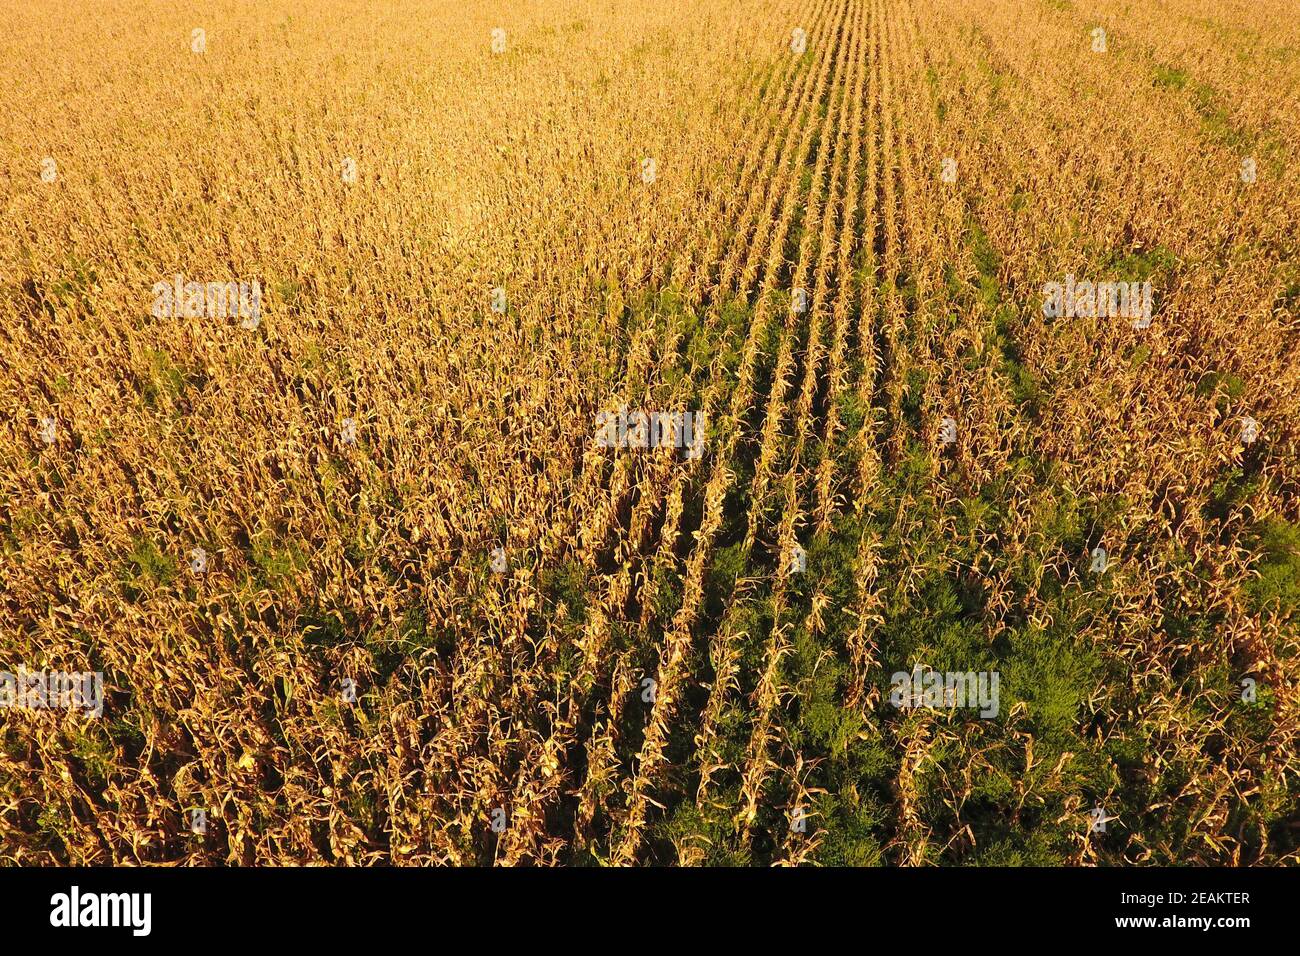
left=1, top=0, right=1296, bottom=865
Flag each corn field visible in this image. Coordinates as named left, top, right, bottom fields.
left=1, top=0, right=1298, bottom=866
